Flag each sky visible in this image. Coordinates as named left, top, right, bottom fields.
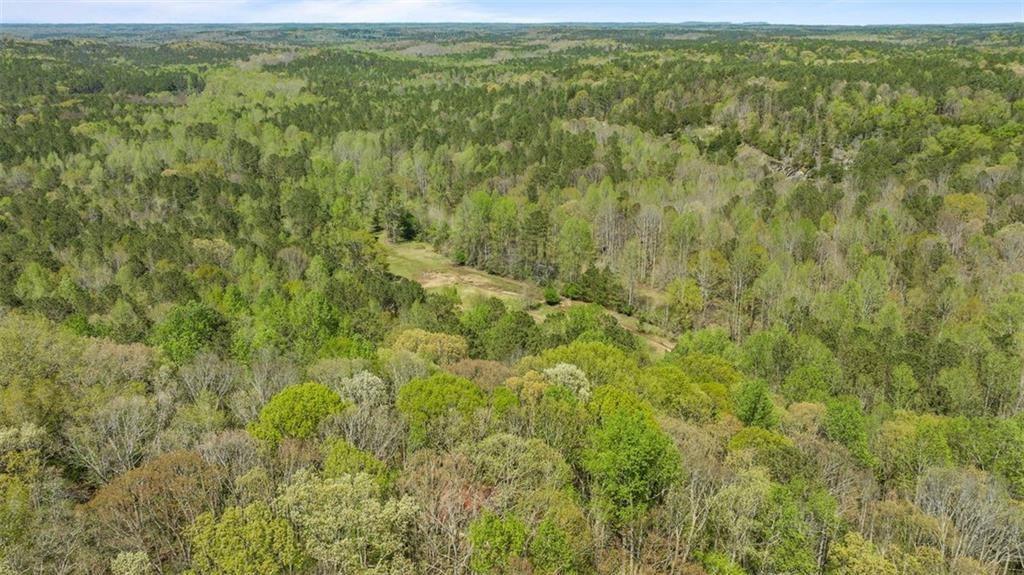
left=0, top=0, right=1022, bottom=25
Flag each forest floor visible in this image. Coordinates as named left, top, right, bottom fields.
left=384, top=238, right=675, bottom=355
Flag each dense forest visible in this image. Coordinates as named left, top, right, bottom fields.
left=1, top=23, right=1023, bottom=575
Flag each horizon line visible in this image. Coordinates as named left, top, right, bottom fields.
left=4, top=20, right=1023, bottom=25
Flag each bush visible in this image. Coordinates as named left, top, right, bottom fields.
left=543, top=286, right=560, bottom=306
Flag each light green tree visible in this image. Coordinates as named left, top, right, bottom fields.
left=583, top=389, right=680, bottom=528
left=186, top=503, right=309, bottom=575
left=322, top=438, right=388, bottom=487
left=110, top=552, right=153, bottom=575
left=248, top=382, right=348, bottom=447
left=396, top=373, right=486, bottom=451
left=468, top=511, right=527, bottom=574
left=149, top=301, right=226, bottom=364
left=733, top=379, right=779, bottom=429
left=827, top=532, right=898, bottom=575
left=274, top=470, right=418, bottom=574
left=557, top=217, right=594, bottom=282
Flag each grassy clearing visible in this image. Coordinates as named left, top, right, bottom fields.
left=386, top=239, right=541, bottom=305
left=384, top=238, right=674, bottom=355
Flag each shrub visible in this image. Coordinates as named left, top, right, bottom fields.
left=543, top=286, right=561, bottom=306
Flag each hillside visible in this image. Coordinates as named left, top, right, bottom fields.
left=1, top=23, right=1023, bottom=575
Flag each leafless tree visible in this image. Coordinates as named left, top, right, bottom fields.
left=66, top=394, right=158, bottom=484
left=177, top=351, right=239, bottom=405
left=915, top=467, right=1024, bottom=571
left=228, top=348, right=298, bottom=423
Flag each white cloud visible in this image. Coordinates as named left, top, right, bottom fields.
left=0, top=0, right=518, bottom=24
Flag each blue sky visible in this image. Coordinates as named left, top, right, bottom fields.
left=1, top=0, right=1021, bottom=24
